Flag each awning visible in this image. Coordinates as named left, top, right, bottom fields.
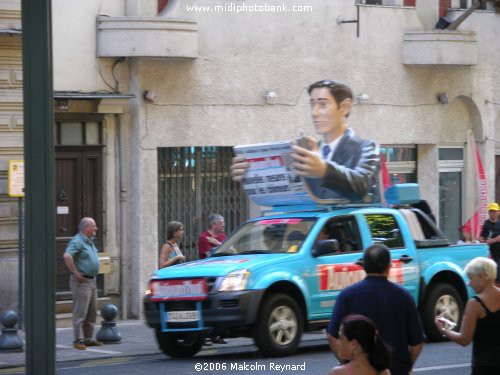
left=54, top=91, right=135, bottom=99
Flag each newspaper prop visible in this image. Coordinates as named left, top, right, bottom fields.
left=234, top=140, right=381, bottom=207
left=233, top=141, right=315, bottom=206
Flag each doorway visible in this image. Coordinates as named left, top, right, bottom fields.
left=54, top=114, right=104, bottom=299
left=438, top=147, right=464, bottom=243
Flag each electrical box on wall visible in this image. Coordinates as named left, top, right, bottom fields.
left=99, top=253, right=112, bottom=274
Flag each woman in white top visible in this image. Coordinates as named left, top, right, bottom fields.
left=457, top=227, right=480, bottom=245
left=158, top=221, right=186, bottom=269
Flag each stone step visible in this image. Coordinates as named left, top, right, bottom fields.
left=56, top=313, right=73, bottom=329
left=56, top=297, right=112, bottom=314
left=55, top=297, right=112, bottom=328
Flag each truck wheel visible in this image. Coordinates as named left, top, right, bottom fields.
left=254, top=293, right=303, bottom=357
left=422, top=283, right=464, bottom=342
left=155, top=329, right=204, bottom=358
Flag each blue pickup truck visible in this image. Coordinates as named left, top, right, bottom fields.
left=143, top=185, right=488, bottom=358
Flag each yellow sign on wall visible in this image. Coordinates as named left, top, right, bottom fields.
left=8, top=160, right=25, bottom=197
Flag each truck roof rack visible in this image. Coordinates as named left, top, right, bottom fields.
left=259, top=184, right=420, bottom=215
left=261, top=204, right=333, bottom=215
left=262, top=202, right=384, bottom=215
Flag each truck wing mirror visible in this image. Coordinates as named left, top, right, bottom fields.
left=312, top=239, right=340, bottom=257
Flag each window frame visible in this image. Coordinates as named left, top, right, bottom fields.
left=54, top=113, right=104, bottom=146
left=381, top=144, right=417, bottom=184
left=317, top=216, right=363, bottom=255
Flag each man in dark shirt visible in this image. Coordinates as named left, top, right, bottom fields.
left=479, top=202, right=500, bottom=286
left=326, top=244, right=425, bottom=375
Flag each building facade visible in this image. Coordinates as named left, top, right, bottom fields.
left=0, top=0, right=499, bottom=318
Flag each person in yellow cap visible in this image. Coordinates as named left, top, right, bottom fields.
left=479, top=202, right=500, bottom=286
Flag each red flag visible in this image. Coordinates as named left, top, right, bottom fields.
left=380, top=154, right=391, bottom=189
left=379, top=154, right=392, bottom=206
left=462, top=131, right=487, bottom=239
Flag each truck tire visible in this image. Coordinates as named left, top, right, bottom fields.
left=422, top=283, right=464, bottom=342
left=254, top=293, right=304, bottom=357
left=155, top=329, right=204, bottom=358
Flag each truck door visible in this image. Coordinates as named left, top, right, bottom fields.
left=361, top=212, right=420, bottom=301
left=307, top=215, right=366, bottom=319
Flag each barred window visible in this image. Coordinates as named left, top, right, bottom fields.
left=158, top=147, right=248, bottom=261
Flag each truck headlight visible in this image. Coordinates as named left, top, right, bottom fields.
left=219, top=269, right=250, bottom=292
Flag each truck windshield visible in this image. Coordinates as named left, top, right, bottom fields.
left=214, top=218, right=316, bottom=255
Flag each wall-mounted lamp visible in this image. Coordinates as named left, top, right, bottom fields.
left=355, top=93, right=370, bottom=104
left=143, top=90, right=158, bottom=103
left=56, top=99, right=69, bottom=112
left=263, top=91, right=277, bottom=104
left=437, top=93, right=449, bottom=104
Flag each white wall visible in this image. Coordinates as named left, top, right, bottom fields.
left=135, top=4, right=497, bottom=148
left=52, top=0, right=124, bottom=91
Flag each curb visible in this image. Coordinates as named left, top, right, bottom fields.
left=0, top=332, right=328, bottom=370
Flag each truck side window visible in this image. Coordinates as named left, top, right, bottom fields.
left=365, top=214, right=404, bottom=249
left=321, top=217, right=361, bottom=253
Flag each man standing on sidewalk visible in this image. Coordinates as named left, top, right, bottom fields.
left=198, top=213, right=226, bottom=259
left=197, top=213, right=228, bottom=345
left=479, top=202, right=500, bottom=286
left=63, top=217, right=103, bottom=350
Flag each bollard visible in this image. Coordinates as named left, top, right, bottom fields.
left=96, top=303, right=122, bottom=343
left=0, top=310, right=24, bottom=352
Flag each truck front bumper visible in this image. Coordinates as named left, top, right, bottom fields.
left=143, top=289, right=265, bottom=330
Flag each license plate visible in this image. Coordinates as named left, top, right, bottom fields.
left=151, top=278, right=207, bottom=301
left=167, top=310, right=200, bottom=322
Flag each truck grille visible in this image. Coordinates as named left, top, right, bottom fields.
left=206, top=277, right=217, bottom=293
left=165, top=300, right=211, bottom=311
left=165, top=301, right=194, bottom=311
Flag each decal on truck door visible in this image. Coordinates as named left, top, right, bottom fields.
left=318, top=260, right=403, bottom=291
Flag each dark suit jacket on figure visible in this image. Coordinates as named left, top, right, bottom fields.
left=306, top=127, right=380, bottom=202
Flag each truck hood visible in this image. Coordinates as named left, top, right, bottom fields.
left=152, top=254, right=295, bottom=279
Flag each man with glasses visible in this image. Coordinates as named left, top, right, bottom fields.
left=231, top=80, right=380, bottom=202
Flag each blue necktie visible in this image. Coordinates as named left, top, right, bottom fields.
left=322, top=145, right=331, bottom=159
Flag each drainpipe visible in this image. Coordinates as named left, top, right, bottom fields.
left=116, top=114, right=128, bottom=319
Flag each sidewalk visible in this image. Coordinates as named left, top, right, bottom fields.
left=0, top=320, right=327, bottom=369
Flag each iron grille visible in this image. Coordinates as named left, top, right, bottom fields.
left=158, top=147, right=248, bottom=261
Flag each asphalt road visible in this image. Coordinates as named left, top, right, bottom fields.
left=0, top=339, right=472, bottom=375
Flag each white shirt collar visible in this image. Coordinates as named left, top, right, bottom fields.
left=320, top=136, right=341, bottom=160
